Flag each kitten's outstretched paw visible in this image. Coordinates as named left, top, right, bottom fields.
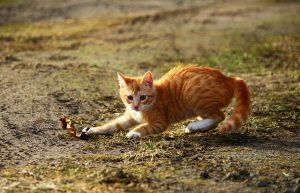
left=185, top=123, right=198, bottom=133
left=79, top=127, right=91, bottom=140
left=126, top=131, right=142, bottom=140
left=82, top=127, right=90, bottom=133
left=185, top=127, right=193, bottom=133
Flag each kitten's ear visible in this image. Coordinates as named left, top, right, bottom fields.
left=142, top=71, right=153, bottom=87
left=117, top=72, right=128, bottom=87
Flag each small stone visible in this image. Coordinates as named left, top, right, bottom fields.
left=200, top=171, right=209, bottom=179
left=61, top=179, right=74, bottom=184
left=255, top=180, right=270, bottom=187
left=224, top=172, right=239, bottom=181
left=173, top=156, right=182, bottom=162
left=250, top=173, right=256, bottom=178
left=127, top=182, right=135, bottom=187
left=5, top=55, right=19, bottom=62
left=165, top=135, right=175, bottom=141
left=239, top=169, right=250, bottom=178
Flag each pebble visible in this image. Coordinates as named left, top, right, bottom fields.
left=200, top=171, right=209, bottom=179
left=223, top=169, right=250, bottom=181
left=239, top=169, right=250, bottom=177
left=172, top=156, right=182, bottom=162
left=224, top=172, right=239, bottom=181
left=255, top=180, right=269, bottom=187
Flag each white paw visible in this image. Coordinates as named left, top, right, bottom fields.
left=186, top=119, right=217, bottom=133
left=82, top=127, right=89, bottom=133
left=184, top=123, right=198, bottom=133
left=126, top=131, right=142, bottom=139
left=185, top=122, right=198, bottom=133
left=185, top=127, right=192, bottom=133
left=187, top=122, right=198, bottom=131
left=82, top=127, right=94, bottom=135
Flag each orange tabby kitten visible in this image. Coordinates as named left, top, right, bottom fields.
left=82, top=65, right=250, bottom=139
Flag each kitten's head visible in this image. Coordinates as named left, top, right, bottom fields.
left=118, top=71, right=156, bottom=111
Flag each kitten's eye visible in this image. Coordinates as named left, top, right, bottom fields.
left=127, top=95, right=133, bottom=101
left=140, top=95, right=146, bottom=101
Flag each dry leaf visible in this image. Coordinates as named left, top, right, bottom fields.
left=60, top=117, right=77, bottom=136
left=59, top=117, right=89, bottom=140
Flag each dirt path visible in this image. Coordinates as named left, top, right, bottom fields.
left=0, top=0, right=237, bottom=166
left=0, top=0, right=300, bottom=192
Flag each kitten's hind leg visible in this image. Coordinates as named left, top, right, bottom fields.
left=185, top=110, right=225, bottom=133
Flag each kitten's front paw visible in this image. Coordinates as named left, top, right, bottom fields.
left=79, top=127, right=91, bottom=140
left=82, top=127, right=90, bottom=133
left=126, top=131, right=142, bottom=140
left=185, top=127, right=193, bottom=133
left=185, top=123, right=197, bottom=133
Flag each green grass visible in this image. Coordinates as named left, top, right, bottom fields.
left=0, top=0, right=23, bottom=6
left=194, top=34, right=300, bottom=73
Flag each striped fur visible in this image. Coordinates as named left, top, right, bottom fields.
left=218, top=77, right=250, bottom=133
left=85, top=65, right=251, bottom=139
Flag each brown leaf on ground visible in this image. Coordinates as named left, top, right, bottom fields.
left=59, top=117, right=77, bottom=136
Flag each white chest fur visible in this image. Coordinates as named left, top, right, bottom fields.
left=128, top=108, right=143, bottom=123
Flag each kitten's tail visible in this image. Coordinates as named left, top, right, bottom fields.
left=219, top=77, right=251, bottom=133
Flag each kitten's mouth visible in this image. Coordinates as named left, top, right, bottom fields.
left=132, top=106, right=140, bottom=111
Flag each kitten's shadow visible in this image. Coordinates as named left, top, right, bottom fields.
left=182, top=132, right=300, bottom=152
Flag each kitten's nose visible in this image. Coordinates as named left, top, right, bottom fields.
left=133, top=106, right=139, bottom=110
